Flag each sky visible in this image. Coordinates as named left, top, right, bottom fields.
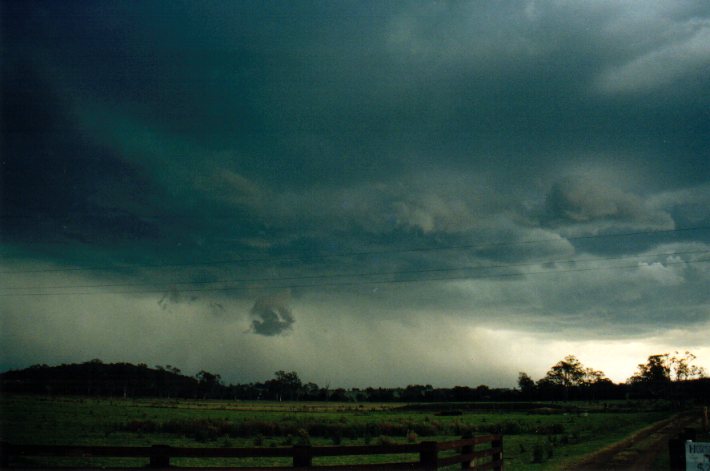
left=1, top=0, right=709, bottom=388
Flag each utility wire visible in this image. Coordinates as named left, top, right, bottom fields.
left=2, top=254, right=708, bottom=297
left=1, top=225, right=708, bottom=275
left=2, top=249, right=707, bottom=292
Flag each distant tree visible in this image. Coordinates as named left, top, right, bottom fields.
left=329, top=387, right=349, bottom=402
left=451, top=386, right=475, bottom=401
left=195, top=370, right=223, bottom=398
left=628, top=351, right=705, bottom=398
left=475, top=384, right=491, bottom=400
left=630, top=354, right=669, bottom=384
left=517, top=372, right=536, bottom=398
left=365, top=387, right=395, bottom=402
left=164, top=365, right=181, bottom=375
left=582, top=368, right=609, bottom=385
left=266, top=370, right=302, bottom=401
left=539, top=355, right=609, bottom=400
left=402, top=384, right=433, bottom=402
left=544, top=355, right=585, bottom=388
left=668, top=351, right=705, bottom=381
left=196, top=370, right=222, bottom=385
left=301, top=382, right=320, bottom=400
left=518, top=372, right=535, bottom=391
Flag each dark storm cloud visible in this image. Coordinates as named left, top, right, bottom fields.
left=2, top=0, right=708, bottom=266
left=1, top=1, right=709, bottom=384
left=542, top=176, right=673, bottom=229
left=249, top=292, right=295, bottom=337
left=0, top=58, right=161, bottom=245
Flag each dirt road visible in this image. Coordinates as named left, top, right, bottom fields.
left=564, top=411, right=703, bottom=470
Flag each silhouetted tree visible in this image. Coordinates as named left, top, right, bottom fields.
left=545, top=355, right=585, bottom=388
left=196, top=370, right=222, bottom=398
left=518, top=372, right=536, bottom=398
left=538, top=355, right=610, bottom=400
left=266, top=370, right=302, bottom=401
left=628, top=351, right=705, bottom=399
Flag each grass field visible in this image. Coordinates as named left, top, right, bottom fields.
left=0, top=395, right=677, bottom=469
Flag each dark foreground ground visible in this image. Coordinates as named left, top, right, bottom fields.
left=566, top=410, right=708, bottom=470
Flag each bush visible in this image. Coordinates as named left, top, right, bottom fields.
left=296, top=428, right=311, bottom=446
left=375, top=435, right=395, bottom=446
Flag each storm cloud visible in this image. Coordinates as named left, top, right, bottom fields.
left=543, top=176, right=674, bottom=229
left=249, top=292, right=295, bottom=337
left=1, top=1, right=709, bottom=386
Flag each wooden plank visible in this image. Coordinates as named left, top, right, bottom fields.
left=436, top=454, right=468, bottom=467
left=3, top=468, right=289, bottom=471
left=2, top=444, right=156, bottom=457
left=156, top=447, right=294, bottom=458
left=434, top=435, right=499, bottom=451
left=2, top=444, right=293, bottom=458
left=1, top=440, right=502, bottom=469
left=435, top=439, right=475, bottom=451
left=306, top=462, right=420, bottom=470
left=2, top=465, right=422, bottom=471
left=470, top=448, right=498, bottom=460
left=309, top=444, right=419, bottom=457
left=436, top=448, right=500, bottom=466
left=2, top=443, right=420, bottom=459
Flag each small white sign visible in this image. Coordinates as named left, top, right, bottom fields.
left=686, top=441, right=710, bottom=471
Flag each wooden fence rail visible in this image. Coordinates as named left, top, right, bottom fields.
left=0, top=435, right=503, bottom=470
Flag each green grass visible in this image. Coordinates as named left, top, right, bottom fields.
left=0, top=395, right=675, bottom=469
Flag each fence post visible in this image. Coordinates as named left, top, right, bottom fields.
left=419, top=441, right=438, bottom=470
left=669, top=428, right=697, bottom=471
left=292, top=444, right=312, bottom=467
left=460, top=436, right=473, bottom=469
left=1, top=442, right=10, bottom=468
left=668, top=438, right=685, bottom=471
left=491, top=436, right=503, bottom=471
left=148, top=444, right=171, bottom=468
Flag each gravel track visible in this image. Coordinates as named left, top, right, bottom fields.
left=563, top=411, right=702, bottom=470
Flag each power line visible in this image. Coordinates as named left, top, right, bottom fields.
left=1, top=225, right=708, bottom=275
left=2, top=254, right=708, bottom=297
left=2, top=249, right=707, bottom=292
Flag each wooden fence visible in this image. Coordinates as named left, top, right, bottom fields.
left=0, top=435, right=503, bottom=470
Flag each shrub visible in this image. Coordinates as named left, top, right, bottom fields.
left=221, top=438, right=233, bottom=448
left=296, top=428, right=311, bottom=446
left=375, top=435, right=395, bottom=446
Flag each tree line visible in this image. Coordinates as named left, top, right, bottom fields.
left=1, top=352, right=707, bottom=402
left=517, top=352, right=707, bottom=402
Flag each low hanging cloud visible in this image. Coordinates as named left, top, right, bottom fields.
left=391, top=194, right=475, bottom=234
left=249, top=291, right=295, bottom=336
left=542, top=176, right=674, bottom=230
left=158, top=286, right=198, bottom=312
